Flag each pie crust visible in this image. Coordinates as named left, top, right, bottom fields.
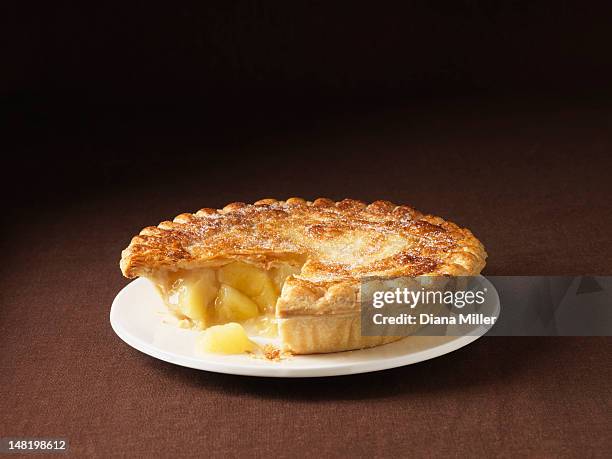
left=120, top=198, right=487, bottom=354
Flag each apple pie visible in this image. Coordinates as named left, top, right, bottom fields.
left=120, top=198, right=486, bottom=354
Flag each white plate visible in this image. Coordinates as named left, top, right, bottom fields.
left=110, top=276, right=499, bottom=377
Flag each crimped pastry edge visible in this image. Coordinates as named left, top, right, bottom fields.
left=120, top=197, right=487, bottom=280
left=119, top=198, right=487, bottom=354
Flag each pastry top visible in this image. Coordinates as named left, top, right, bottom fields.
left=120, top=198, right=487, bottom=284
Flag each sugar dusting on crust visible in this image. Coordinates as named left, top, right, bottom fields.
left=120, top=198, right=487, bottom=280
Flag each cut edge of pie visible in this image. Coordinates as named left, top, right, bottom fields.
left=120, top=198, right=487, bottom=355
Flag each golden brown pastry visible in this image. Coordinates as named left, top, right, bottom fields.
left=120, top=198, right=486, bottom=354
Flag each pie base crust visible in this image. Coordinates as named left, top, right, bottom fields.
left=120, top=198, right=487, bottom=354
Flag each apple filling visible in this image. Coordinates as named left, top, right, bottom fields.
left=196, top=323, right=256, bottom=354
left=153, top=261, right=301, bottom=353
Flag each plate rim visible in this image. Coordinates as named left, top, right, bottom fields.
left=110, top=276, right=499, bottom=378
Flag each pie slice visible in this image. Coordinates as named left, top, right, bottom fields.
left=120, top=198, right=486, bottom=354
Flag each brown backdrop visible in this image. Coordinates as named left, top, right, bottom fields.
left=2, top=97, right=611, bottom=457
left=2, top=2, right=612, bottom=457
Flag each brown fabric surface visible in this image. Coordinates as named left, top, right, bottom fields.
left=1, top=99, right=611, bottom=457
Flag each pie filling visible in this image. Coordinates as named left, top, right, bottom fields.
left=196, top=323, right=257, bottom=354
left=152, top=261, right=302, bottom=353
